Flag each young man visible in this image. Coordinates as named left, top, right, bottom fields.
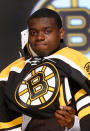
left=21, top=8, right=90, bottom=131
left=22, top=8, right=75, bottom=131
left=0, top=8, right=89, bottom=131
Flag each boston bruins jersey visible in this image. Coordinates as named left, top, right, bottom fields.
left=0, top=47, right=90, bottom=131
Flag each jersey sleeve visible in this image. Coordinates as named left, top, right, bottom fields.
left=74, top=88, right=90, bottom=131
left=0, top=58, right=25, bottom=130
left=0, top=81, right=22, bottom=131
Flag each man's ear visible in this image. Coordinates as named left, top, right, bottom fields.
left=59, top=27, right=65, bottom=39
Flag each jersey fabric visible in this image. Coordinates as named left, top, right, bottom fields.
left=0, top=47, right=90, bottom=131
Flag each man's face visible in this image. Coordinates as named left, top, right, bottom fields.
left=28, top=17, right=64, bottom=57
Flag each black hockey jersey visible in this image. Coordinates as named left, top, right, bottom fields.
left=0, top=47, right=90, bottom=131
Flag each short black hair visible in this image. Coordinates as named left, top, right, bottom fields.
left=27, top=8, right=63, bottom=29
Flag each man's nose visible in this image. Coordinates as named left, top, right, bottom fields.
left=36, top=32, right=45, bottom=41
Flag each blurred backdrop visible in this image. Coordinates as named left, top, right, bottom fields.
left=0, top=0, right=90, bottom=71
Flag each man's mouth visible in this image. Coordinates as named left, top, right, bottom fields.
left=35, top=43, right=48, bottom=47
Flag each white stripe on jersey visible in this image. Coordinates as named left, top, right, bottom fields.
left=45, top=54, right=86, bottom=76
left=64, top=77, right=72, bottom=103
left=8, top=127, right=22, bottom=131
left=10, top=67, right=23, bottom=73
left=76, top=96, right=90, bottom=111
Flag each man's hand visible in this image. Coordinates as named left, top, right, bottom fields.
left=54, top=106, right=75, bottom=129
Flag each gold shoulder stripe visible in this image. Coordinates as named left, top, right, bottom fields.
left=78, top=106, right=90, bottom=120
left=0, top=116, right=22, bottom=129
left=0, top=57, right=25, bottom=78
left=74, top=89, right=87, bottom=101
left=54, top=47, right=90, bottom=79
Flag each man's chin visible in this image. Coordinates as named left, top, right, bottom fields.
left=36, top=51, right=49, bottom=57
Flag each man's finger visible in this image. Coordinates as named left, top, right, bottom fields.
left=59, top=106, right=75, bottom=114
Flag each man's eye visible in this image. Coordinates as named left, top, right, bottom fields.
left=29, top=31, right=37, bottom=36
left=45, top=30, right=52, bottom=34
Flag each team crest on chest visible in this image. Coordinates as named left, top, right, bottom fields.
left=15, top=62, right=60, bottom=109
